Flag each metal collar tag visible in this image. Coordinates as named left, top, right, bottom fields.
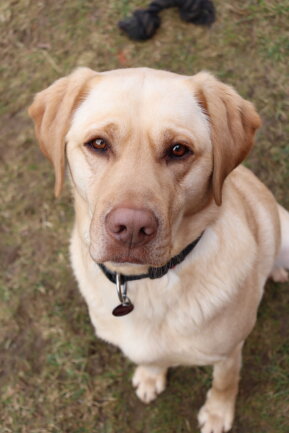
left=112, top=273, right=134, bottom=317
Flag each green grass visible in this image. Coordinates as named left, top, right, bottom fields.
left=0, top=0, right=289, bottom=432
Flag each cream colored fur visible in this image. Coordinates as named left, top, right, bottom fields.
left=29, top=67, right=289, bottom=433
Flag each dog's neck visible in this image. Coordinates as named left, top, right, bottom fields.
left=98, top=232, right=204, bottom=317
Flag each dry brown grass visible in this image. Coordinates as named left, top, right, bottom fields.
left=0, top=1, right=289, bottom=432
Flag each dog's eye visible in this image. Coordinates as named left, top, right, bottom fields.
left=85, top=137, right=109, bottom=152
left=166, top=144, right=192, bottom=160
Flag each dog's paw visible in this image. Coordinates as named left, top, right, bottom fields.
left=198, top=398, right=234, bottom=433
left=270, top=267, right=288, bottom=283
left=132, top=365, right=167, bottom=404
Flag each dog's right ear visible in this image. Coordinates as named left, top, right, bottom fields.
left=28, top=67, right=97, bottom=197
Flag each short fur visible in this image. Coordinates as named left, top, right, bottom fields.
left=29, top=67, right=289, bottom=433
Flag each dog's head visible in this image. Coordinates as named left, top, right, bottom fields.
left=29, top=67, right=260, bottom=268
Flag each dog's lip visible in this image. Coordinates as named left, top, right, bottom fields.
left=102, top=256, right=169, bottom=268
left=90, top=250, right=149, bottom=265
left=89, top=245, right=168, bottom=267
left=104, top=256, right=148, bottom=265
left=95, top=255, right=167, bottom=267
left=90, top=245, right=149, bottom=265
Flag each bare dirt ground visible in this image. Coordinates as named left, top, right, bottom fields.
left=0, top=1, right=289, bottom=432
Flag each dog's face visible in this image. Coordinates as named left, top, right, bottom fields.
left=29, top=68, right=260, bottom=267
left=66, top=69, right=214, bottom=266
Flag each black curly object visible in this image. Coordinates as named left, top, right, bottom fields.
left=118, top=0, right=216, bottom=41
left=178, top=0, right=215, bottom=25
left=118, top=9, right=161, bottom=41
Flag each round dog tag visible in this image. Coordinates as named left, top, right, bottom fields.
left=112, top=302, right=134, bottom=317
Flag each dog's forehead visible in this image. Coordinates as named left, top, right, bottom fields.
left=71, top=68, right=204, bottom=131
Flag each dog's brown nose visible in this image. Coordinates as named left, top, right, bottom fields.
left=106, top=207, right=158, bottom=247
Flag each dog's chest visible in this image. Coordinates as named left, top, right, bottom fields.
left=84, top=271, right=229, bottom=366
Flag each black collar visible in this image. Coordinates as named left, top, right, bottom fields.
left=98, top=232, right=204, bottom=285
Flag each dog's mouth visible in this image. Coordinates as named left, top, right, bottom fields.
left=89, top=244, right=168, bottom=269
left=89, top=228, right=171, bottom=270
left=98, top=251, right=171, bottom=275
left=98, top=253, right=167, bottom=267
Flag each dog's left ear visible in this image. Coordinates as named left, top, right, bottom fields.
left=192, top=72, right=261, bottom=205
left=28, top=67, right=97, bottom=197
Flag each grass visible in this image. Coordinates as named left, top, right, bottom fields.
left=0, top=0, right=289, bottom=432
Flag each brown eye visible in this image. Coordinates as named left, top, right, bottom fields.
left=167, top=143, right=192, bottom=160
left=85, top=137, right=109, bottom=153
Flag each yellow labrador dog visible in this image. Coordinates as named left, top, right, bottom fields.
left=29, top=67, right=289, bottom=433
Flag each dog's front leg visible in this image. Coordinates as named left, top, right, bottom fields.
left=132, top=364, right=168, bottom=404
left=198, top=342, right=243, bottom=433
